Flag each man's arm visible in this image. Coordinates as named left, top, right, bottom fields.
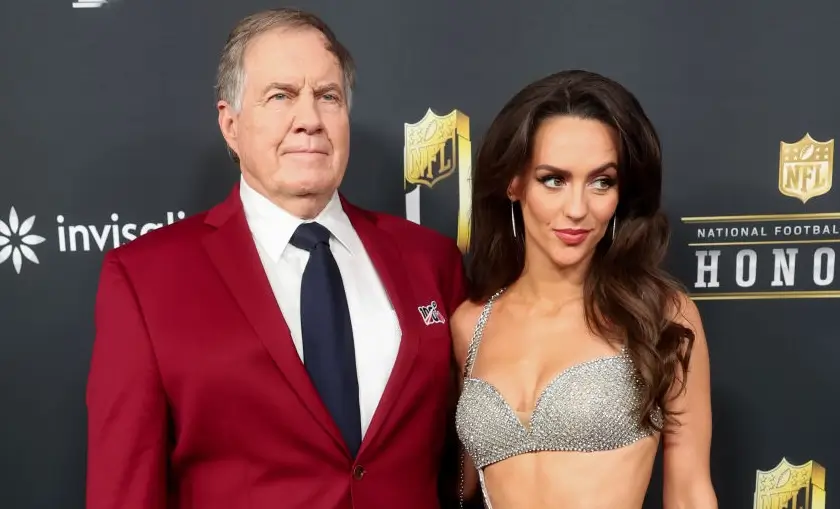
left=86, top=250, right=168, bottom=509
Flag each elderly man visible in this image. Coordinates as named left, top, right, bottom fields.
left=85, top=8, right=466, bottom=509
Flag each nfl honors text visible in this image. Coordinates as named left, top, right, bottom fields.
left=684, top=133, right=838, bottom=300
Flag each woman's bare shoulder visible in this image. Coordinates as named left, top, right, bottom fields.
left=450, top=299, right=485, bottom=368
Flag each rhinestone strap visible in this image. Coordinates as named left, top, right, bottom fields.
left=459, top=289, right=504, bottom=507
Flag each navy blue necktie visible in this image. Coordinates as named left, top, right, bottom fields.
left=289, top=222, right=362, bottom=457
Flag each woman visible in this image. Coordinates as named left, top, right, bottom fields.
left=451, top=70, right=717, bottom=508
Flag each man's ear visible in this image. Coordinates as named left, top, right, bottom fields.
left=217, top=100, right=240, bottom=159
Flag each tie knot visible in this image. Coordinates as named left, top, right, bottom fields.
left=289, top=222, right=332, bottom=252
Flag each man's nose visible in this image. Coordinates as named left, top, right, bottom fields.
left=291, top=94, right=324, bottom=134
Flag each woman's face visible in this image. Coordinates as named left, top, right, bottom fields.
left=510, top=115, right=620, bottom=272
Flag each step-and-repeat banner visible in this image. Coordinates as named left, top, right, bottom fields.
left=1, top=1, right=837, bottom=508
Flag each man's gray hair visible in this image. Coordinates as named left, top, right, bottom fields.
left=215, top=8, right=356, bottom=112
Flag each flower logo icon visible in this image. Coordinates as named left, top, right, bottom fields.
left=0, top=207, right=46, bottom=274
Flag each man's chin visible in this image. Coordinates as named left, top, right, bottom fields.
left=288, top=180, right=337, bottom=197
left=283, top=171, right=343, bottom=195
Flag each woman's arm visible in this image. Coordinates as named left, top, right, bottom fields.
left=662, top=294, right=718, bottom=509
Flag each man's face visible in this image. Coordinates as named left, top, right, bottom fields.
left=218, top=27, right=350, bottom=216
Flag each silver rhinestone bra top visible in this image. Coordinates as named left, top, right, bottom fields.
left=455, top=289, right=663, bottom=471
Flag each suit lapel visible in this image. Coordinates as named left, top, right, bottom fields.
left=342, top=198, right=423, bottom=456
left=202, top=185, right=348, bottom=455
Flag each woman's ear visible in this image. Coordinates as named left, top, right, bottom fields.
left=507, top=176, right=522, bottom=201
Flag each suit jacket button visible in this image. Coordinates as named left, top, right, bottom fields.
left=353, top=465, right=365, bottom=480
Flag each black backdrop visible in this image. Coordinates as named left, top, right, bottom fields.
left=1, top=1, right=838, bottom=508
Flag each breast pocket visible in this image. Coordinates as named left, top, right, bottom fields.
left=413, top=296, right=454, bottom=382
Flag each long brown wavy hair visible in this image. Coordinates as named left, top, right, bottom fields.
left=467, top=70, right=694, bottom=430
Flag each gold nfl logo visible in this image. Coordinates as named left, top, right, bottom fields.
left=753, top=457, right=825, bottom=509
left=779, top=133, right=834, bottom=203
left=403, top=108, right=472, bottom=253
left=404, top=108, right=467, bottom=188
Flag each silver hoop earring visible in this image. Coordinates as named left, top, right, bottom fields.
left=611, top=216, right=617, bottom=241
left=510, top=202, right=517, bottom=238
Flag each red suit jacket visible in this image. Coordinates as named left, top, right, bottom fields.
left=85, top=184, right=467, bottom=509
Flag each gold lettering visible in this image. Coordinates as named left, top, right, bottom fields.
left=785, top=164, right=804, bottom=192
left=407, top=147, right=427, bottom=181
left=408, top=142, right=451, bottom=182
left=758, top=489, right=811, bottom=509
left=786, top=164, right=828, bottom=192
left=438, top=142, right=453, bottom=174
left=814, top=165, right=827, bottom=189
left=758, top=491, right=792, bottom=509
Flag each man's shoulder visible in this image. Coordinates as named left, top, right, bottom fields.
left=362, top=207, right=459, bottom=257
left=357, top=205, right=467, bottom=312
left=106, top=210, right=211, bottom=267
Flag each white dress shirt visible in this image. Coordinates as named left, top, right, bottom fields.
left=239, top=176, right=401, bottom=438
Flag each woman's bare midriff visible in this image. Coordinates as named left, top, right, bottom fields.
left=480, top=435, right=660, bottom=509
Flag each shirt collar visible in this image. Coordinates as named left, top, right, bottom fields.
left=239, top=175, right=357, bottom=262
